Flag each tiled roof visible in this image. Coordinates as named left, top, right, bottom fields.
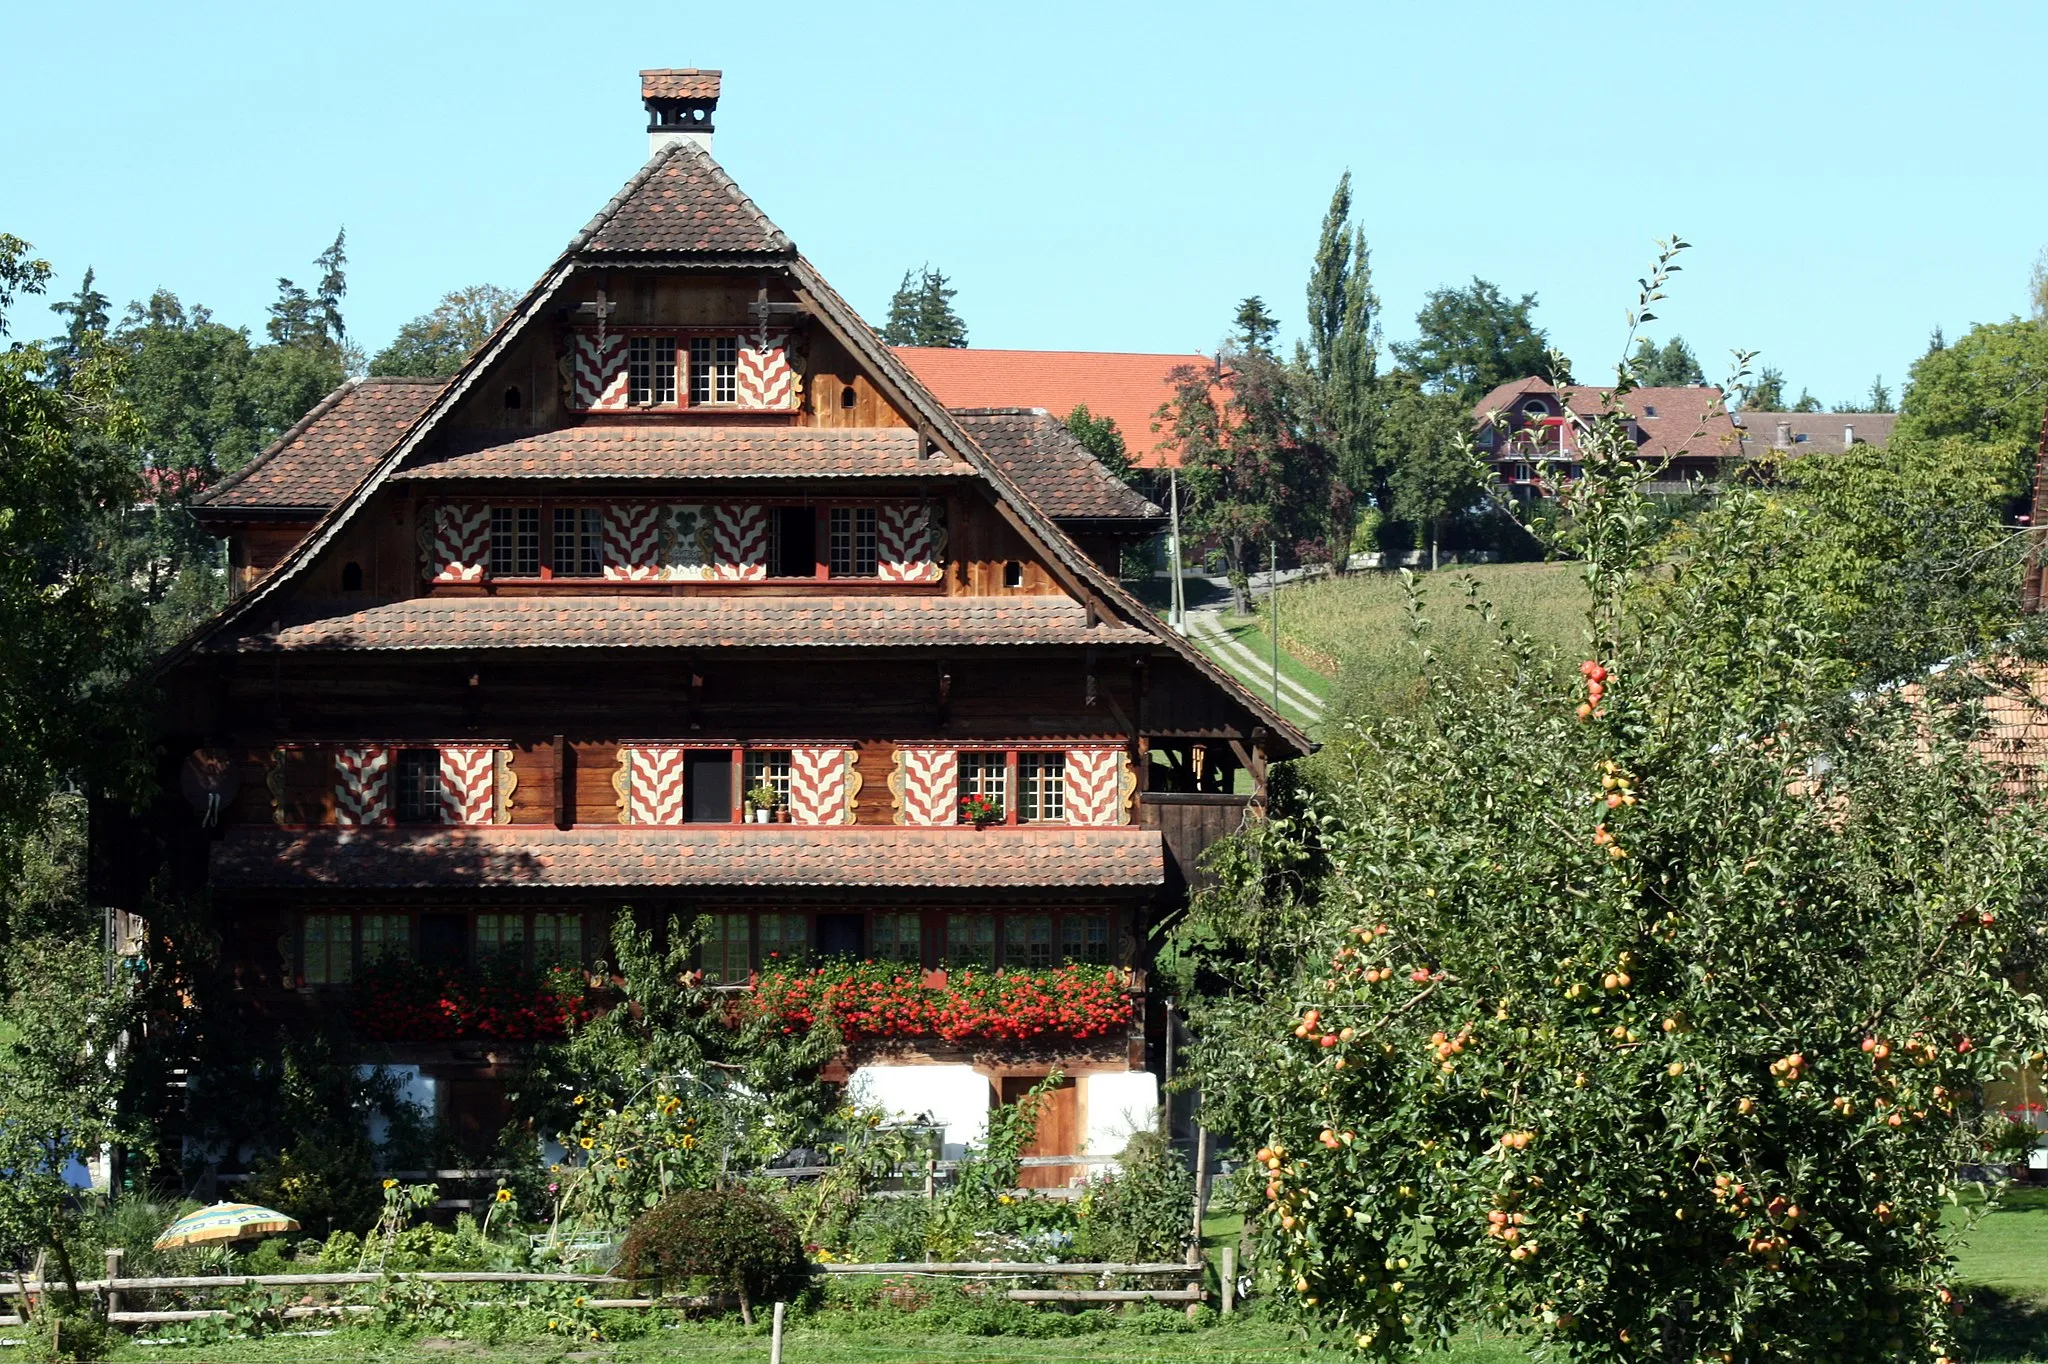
left=208, top=595, right=1146, bottom=653
left=396, top=426, right=945, bottom=481
left=210, top=825, right=1165, bottom=891
left=641, top=69, right=720, bottom=100
left=574, top=139, right=791, bottom=255
left=952, top=410, right=1163, bottom=522
left=895, top=348, right=1210, bottom=469
left=1472, top=378, right=1741, bottom=463
left=1733, top=410, right=1898, bottom=457
left=196, top=377, right=444, bottom=512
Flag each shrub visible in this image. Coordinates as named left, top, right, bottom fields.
left=619, top=1187, right=809, bottom=1323
left=1075, top=1129, right=1194, bottom=1263
left=239, top=1133, right=381, bottom=1237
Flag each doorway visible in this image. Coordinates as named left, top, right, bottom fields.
left=998, top=1074, right=1081, bottom=1188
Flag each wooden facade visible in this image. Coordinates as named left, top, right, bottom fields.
left=105, top=78, right=1309, bottom=1154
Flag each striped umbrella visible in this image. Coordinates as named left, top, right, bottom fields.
left=152, top=1202, right=301, bottom=1250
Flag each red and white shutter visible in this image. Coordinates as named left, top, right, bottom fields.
left=790, top=747, right=857, bottom=825
left=622, top=746, right=689, bottom=825
left=894, top=747, right=958, bottom=827
left=430, top=504, right=491, bottom=583
left=571, top=332, right=629, bottom=411
left=877, top=504, right=942, bottom=583
left=603, top=503, right=664, bottom=581
left=736, top=331, right=797, bottom=410
left=440, top=747, right=499, bottom=825
left=1065, top=747, right=1128, bottom=827
left=711, top=504, right=769, bottom=580
left=334, top=746, right=393, bottom=826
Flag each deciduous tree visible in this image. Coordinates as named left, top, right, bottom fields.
left=1393, top=278, right=1564, bottom=402
left=1629, top=334, right=1705, bottom=387
left=369, top=283, right=518, bottom=377
left=1063, top=402, right=1133, bottom=482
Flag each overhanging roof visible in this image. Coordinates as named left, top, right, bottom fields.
left=395, top=425, right=949, bottom=482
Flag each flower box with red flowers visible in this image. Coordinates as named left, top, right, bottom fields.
left=744, top=960, right=1135, bottom=1044
left=350, top=957, right=597, bottom=1042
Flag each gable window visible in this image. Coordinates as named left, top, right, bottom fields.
left=745, top=750, right=793, bottom=812
left=628, top=336, right=678, bottom=406
left=828, top=507, right=879, bottom=577
left=689, top=336, right=738, bottom=405
left=553, top=507, right=603, bottom=577
left=1017, top=753, right=1066, bottom=823
left=769, top=506, right=816, bottom=578
left=959, top=752, right=1009, bottom=814
left=395, top=749, right=444, bottom=824
left=490, top=506, right=540, bottom=577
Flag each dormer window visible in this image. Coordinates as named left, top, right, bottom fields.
left=689, top=336, right=738, bottom=405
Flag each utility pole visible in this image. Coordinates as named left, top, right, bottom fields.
left=1168, top=471, right=1186, bottom=632
left=1269, top=540, right=1280, bottom=709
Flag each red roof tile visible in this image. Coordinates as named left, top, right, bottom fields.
left=641, top=69, right=721, bottom=100
left=895, top=348, right=1209, bottom=468
left=575, top=140, right=790, bottom=256
left=952, top=410, right=1163, bottom=522
left=396, top=425, right=943, bottom=481
left=196, top=377, right=443, bottom=513
left=210, top=595, right=1145, bottom=653
left=210, top=825, right=1164, bottom=891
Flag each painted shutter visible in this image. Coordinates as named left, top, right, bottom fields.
left=711, top=504, right=769, bottom=580
left=440, top=747, right=499, bottom=825
left=618, top=746, right=689, bottom=825
left=570, top=332, right=629, bottom=411
left=334, top=746, right=394, bottom=826
left=892, top=747, right=959, bottom=827
left=603, top=503, right=664, bottom=581
left=877, top=503, right=943, bottom=583
left=736, top=331, right=797, bottom=410
left=429, top=504, right=491, bottom=583
left=790, top=746, right=859, bottom=825
left=661, top=504, right=713, bottom=580
left=1064, top=747, right=1130, bottom=827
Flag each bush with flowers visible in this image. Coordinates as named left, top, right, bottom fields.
left=746, top=960, right=1135, bottom=1044
left=349, top=955, right=596, bottom=1042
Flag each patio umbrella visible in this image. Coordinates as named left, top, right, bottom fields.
left=152, top=1202, right=301, bottom=1250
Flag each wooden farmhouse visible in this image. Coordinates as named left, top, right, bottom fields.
left=106, top=70, right=1309, bottom=1170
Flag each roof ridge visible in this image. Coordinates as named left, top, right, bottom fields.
left=569, top=140, right=792, bottom=256
left=195, top=377, right=364, bottom=506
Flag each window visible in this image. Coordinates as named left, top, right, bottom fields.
left=828, top=507, right=879, bottom=577
left=361, top=914, right=410, bottom=964
left=840, top=384, right=857, bottom=409
left=1062, top=913, right=1111, bottom=965
left=686, top=750, right=734, bottom=824
left=340, top=561, right=364, bottom=592
left=628, top=336, right=677, bottom=406
left=758, top=913, right=806, bottom=964
left=304, top=914, right=353, bottom=984
left=959, top=753, right=1008, bottom=814
left=746, top=750, right=793, bottom=810
left=490, top=506, right=540, bottom=577
left=395, top=749, right=444, bottom=824
left=553, top=507, right=603, bottom=577
left=770, top=506, right=816, bottom=578
left=944, top=914, right=995, bottom=969
left=533, top=913, right=584, bottom=971
left=1018, top=753, right=1066, bottom=823
left=504, top=386, right=522, bottom=410
left=689, top=335, right=738, bottom=405
left=1005, top=914, right=1054, bottom=969
left=703, top=913, right=750, bottom=983
left=1002, top=561, right=1024, bottom=589
left=872, top=912, right=921, bottom=965
left=476, top=913, right=526, bottom=962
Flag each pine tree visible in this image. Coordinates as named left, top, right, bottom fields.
left=314, top=228, right=347, bottom=346
left=1743, top=365, right=1787, bottom=410
left=46, top=267, right=109, bottom=384
left=1233, top=297, right=1279, bottom=357
left=1630, top=335, right=1706, bottom=387
left=880, top=265, right=967, bottom=347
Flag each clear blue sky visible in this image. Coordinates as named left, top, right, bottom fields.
left=3, top=0, right=2038, bottom=405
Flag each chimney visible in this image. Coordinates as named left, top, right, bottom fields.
left=642, top=69, right=720, bottom=159
left=1774, top=420, right=1792, bottom=449
left=1843, top=423, right=1856, bottom=449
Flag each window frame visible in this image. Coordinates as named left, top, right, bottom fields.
left=827, top=506, right=879, bottom=578
left=296, top=910, right=590, bottom=985
left=626, top=335, right=678, bottom=407
left=394, top=748, right=446, bottom=825
left=1016, top=752, right=1067, bottom=824
left=688, top=334, right=740, bottom=407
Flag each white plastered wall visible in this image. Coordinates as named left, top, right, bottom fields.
left=847, top=1063, right=991, bottom=1159
left=1078, top=1071, right=1159, bottom=1159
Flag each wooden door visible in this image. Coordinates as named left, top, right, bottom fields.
left=444, top=1079, right=509, bottom=1159
left=999, top=1075, right=1080, bottom=1189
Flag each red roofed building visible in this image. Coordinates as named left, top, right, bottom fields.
left=895, top=348, right=1209, bottom=468
left=112, top=70, right=1305, bottom=1167
left=1472, top=377, right=1744, bottom=496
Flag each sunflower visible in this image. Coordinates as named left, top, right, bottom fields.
left=615, top=1157, right=630, bottom=1168
left=382, top=1178, right=397, bottom=1190
left=579, top=1136, right=595, bottom=1150
left=495, top=1188, right=513, bottom=1203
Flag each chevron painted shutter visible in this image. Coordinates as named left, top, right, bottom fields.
left=430, top=504, right=491, bottom=583
left=736, top=331, right=797, bottom=410
left=789, top=746, right=857, bottom=825
left=893, top=747, right=959, bottom=826
left=602, top=503, right=664, bottom=581
left=877, top=503, right=942, bottom=583
left=1064, top=747, right=1128, bottom=827
left=439, top=747, right=499, bottom=825
left=334, top=746, right=394, bottom=826
left=711, top=504, right=769, bottom=580
left=571, top=332, right=629, bottom=411
left=622, top=746, right=689, bottom=825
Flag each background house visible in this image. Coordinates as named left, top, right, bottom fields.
left=1473, top=377, right=1742, bottom=496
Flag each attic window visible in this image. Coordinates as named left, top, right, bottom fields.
left=1642, top=404, right=1658, bottom=417
left=840, top=384, right=858, bottom=410
left=1002, top=561, right=1024, bottom=589
left=340, top=561, right=364, bottom=592
left=504, top=386, right=522, bottom=410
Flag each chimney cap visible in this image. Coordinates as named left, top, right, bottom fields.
left=642, top=69, right=722, bottom=100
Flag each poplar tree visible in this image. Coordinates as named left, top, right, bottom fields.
left=1304, top=171, right=1380, bottom=563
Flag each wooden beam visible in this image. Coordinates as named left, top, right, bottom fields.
left=553, top=734, right=572, bottom=830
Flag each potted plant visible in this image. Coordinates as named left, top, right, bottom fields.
left=746, top=784, right=781, bottom=824
left=959, top=793, right=1003, bottom=829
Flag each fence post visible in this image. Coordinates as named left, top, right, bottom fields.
left=770, top=1300, right=786, bottom=1364
left=104, top=1248, right=123, bottom=1318
left=1220, top=1246, right=1235, bottom=1315
left=1189, top=1126, right=1209, bottom=1248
